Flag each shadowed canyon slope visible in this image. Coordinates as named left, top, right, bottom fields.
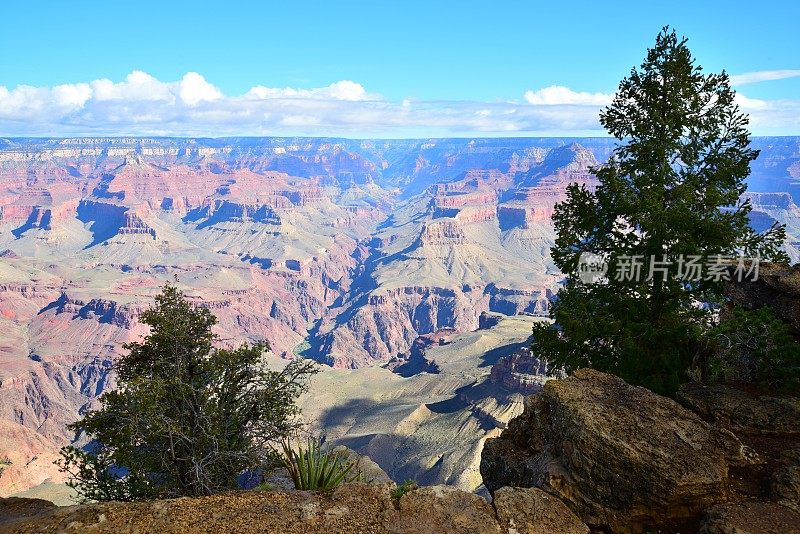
left=1, top=136, right=799, bottom=496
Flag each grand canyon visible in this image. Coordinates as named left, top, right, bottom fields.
left=1, top=136, right=800, bottom=501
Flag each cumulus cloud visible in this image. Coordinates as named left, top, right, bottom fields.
left=91, top=71, right=175, bottom=102
left=178, top=72, right=223, bottom=106
left=52, top=83, right=92, bottom=108
left=0, top=71, right=223, bottom=123
left=244, top=80, right=373, bottom=102
left=730, top=69, right=800, bottom=86
left=524, top=85, right=614, bottom=106
left=0, top=72, right=797, bottom=137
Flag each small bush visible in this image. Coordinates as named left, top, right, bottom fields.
left=254, top=481, right=273, bottom=492
left=56, top=284, right=319, bottom=502
left=391, top=479, right=418, bottom=499
left=280, top=437, right=362, bottom=491
left=705, top=306, right=800, bottom=394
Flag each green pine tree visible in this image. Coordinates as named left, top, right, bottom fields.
left=58, top=284, right=318, bottom=501
left=532, top=28, right=788, bottom=394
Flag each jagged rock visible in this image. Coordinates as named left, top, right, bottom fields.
left=678, top=382, right=800, bottom=434
left=492, top=486, right=589, bottom=534
left=385, top=330, right=452, bottom=377
left=489, top=348, right=553, bottom=394
left=389, top=485, right=500, bottom=534
left=486, top=284, right=552, bottom=316
left=479, top=311, right=503, bottom=329
left=698, top=502, right=800, bottom=534
left=481, top=369, right=752, bottom=532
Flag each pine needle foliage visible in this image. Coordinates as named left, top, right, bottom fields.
left=532, top=28, right=789, bottom=394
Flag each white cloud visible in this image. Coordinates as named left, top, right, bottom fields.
left=178, top=72, right=223, bottom=106
left=86, top=71, right=222, bottom=106
left=91, top=71, right=174, bottom=102
left=245, top=80, right=372, bottom=101
left=735, top=93, right=768, bottom=110
left=730, top=70, right=800, bottom=86
left=524, top=85, right=614, bottom=106
left=52, top=83, right=92, bottom=109
left=0, top=72, right=797, bottom=137
left=326, top=80, right=370, bottom=101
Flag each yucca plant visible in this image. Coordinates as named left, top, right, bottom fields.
left=280, top=437, right=362, bottom=491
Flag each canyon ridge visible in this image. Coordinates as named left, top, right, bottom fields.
left=1, top=136, right=799, bottom=499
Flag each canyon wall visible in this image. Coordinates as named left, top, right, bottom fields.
left=0, top=136, right=799, bottom=496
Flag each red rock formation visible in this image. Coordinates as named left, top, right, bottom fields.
left=193, top=199, right=283, bottom=224
left=385, top=329, right=455, bottom=376
left=433, top=190, right=499, bottom=208
left=489, top=348, right=552, bottom=394
left=420, top=221, right=466, bottom=245
left=315, top=286, right=492, bottom=368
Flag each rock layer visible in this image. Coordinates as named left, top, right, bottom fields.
left=481, top=369, right=752, bottom=532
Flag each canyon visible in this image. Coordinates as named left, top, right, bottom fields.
left=0, top=136, right=799, bottom=499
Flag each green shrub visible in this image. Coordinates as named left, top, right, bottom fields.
left=254, top=481, right=273, bottom=492
left=390, top=479, right=418, bottom=499
left=706, top=306, right=800, bottom=394
left=280, top=437, right=362, bottom=491
left=56, top=284, right=318, bottom=502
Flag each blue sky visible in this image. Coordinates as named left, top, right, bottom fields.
left=1, top=0, right=799, bottom=137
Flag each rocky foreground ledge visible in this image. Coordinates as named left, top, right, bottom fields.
left=0, top=482, right=590, bottom=534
